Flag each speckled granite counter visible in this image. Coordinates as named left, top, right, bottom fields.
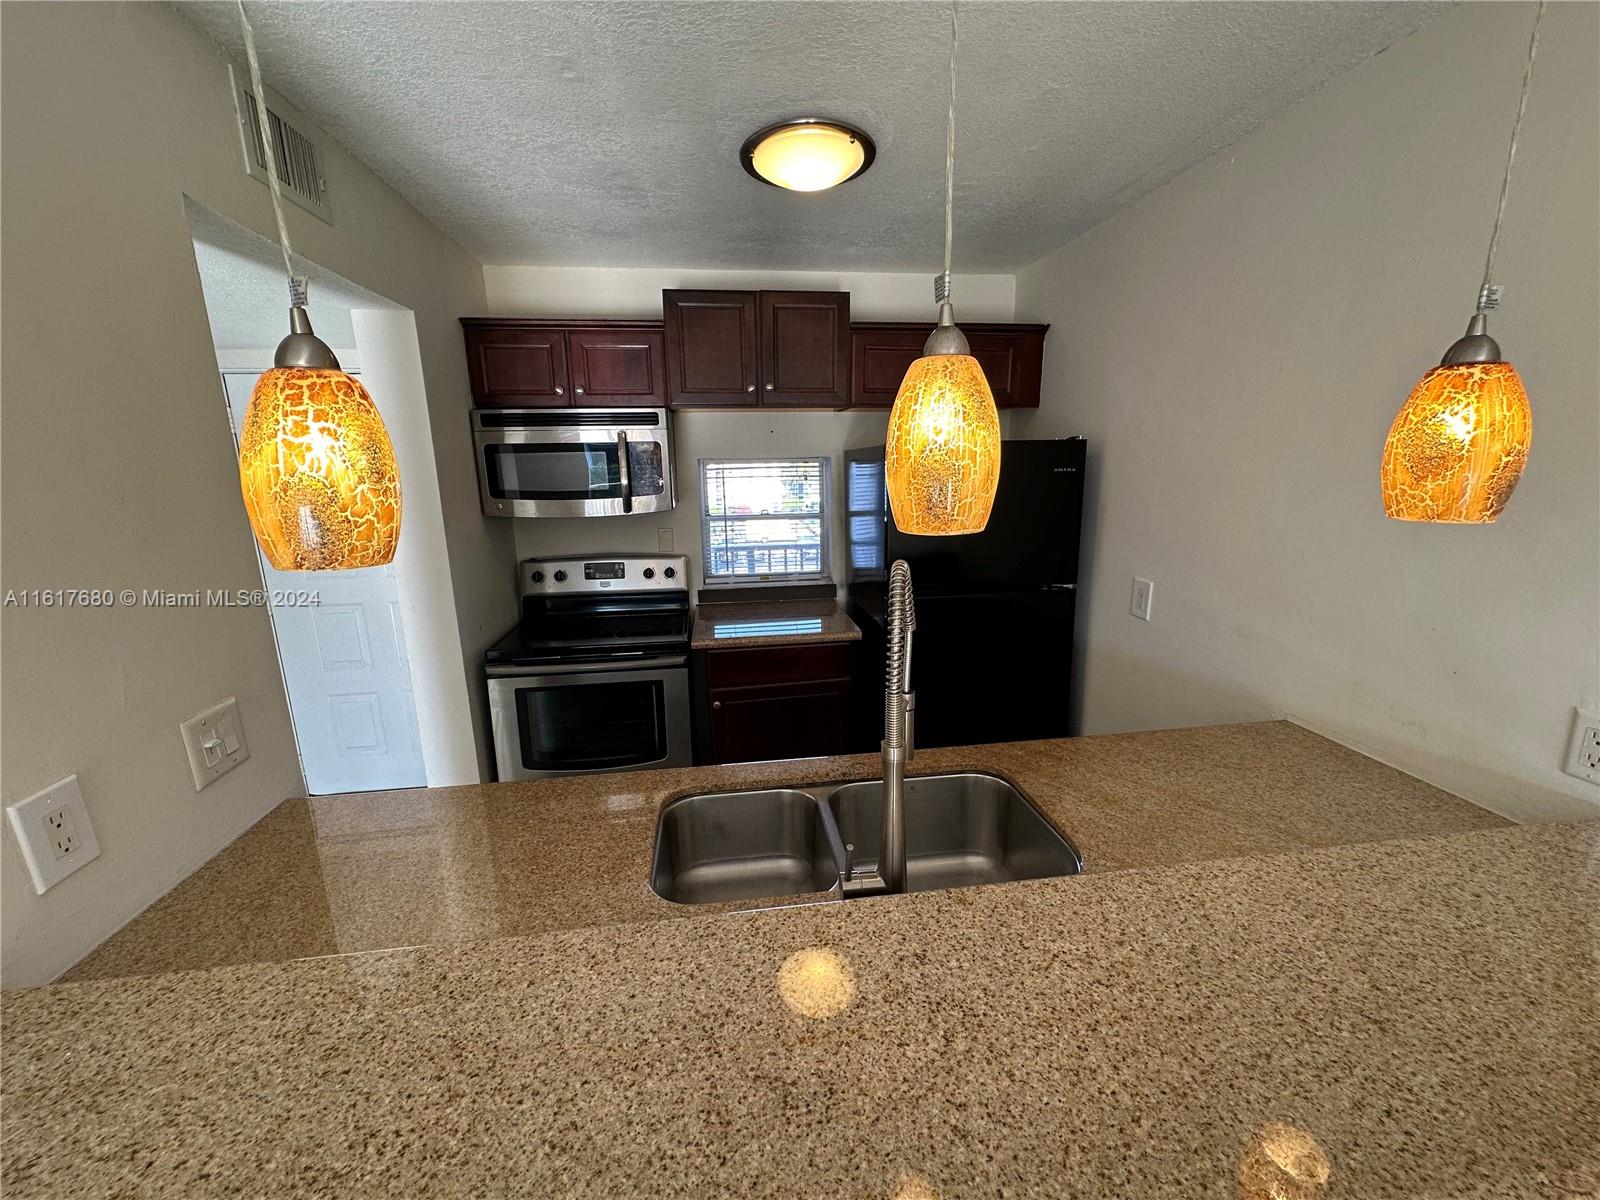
left=5, top=820, right=1597, bottom=1198
left=691, top=598, right=861, bottom=649
left=59, top=722, right=1506, bottom=983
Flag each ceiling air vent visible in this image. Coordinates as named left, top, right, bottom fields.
left=228, top=65, right=333, bottom=224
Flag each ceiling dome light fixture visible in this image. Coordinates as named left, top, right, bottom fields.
left=740, top=119, right=876, bottom=192
left=885, top=1, right=1000, bottom=536
left=1380, top=1, right=1545, bottom=524
left=233, top=1, right=401, bottom=570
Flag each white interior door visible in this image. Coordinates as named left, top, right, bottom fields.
left=222, top=370, right=427, bottom=795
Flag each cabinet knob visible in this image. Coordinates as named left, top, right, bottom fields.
left=765, top=383, right=774, bottom=392
left=574, top=387, right=585, bottom=396
left=746, top=384, right=756, bottom=393
left=554, top=385, right=565, bottom=396
left=712, top=701, right=722, bottom=710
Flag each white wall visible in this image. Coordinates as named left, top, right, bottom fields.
left=484, top=266, right=1017, bottom=585
left=1011, top=1, right=1599, bottom=823
left=0, top=2, right=510, bottom=986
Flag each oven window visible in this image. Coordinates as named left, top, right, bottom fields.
left=516, top=678, right=667, bottom=772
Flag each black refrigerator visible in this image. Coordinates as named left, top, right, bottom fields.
left=844, top=438, right=1085, bottom=749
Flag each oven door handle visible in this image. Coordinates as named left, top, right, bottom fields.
left=617, top=432, right=633, bottom=514
left=486, top=654, right=687, bottom=678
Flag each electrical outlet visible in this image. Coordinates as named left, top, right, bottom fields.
left=1562, top=708, right=1600, bottom=785
left=658, top=527, right=674, bottom=553
left=1130, top=576, right=1154, bottom=622
left=6, top=775, right=102, bottom=894
left=180, top=697, right=250, bottom=791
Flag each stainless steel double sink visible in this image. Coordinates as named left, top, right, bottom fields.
left=650, top=772, right=1083, bottom=905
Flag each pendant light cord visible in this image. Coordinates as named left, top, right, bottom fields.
left=1478, top=0, right=1545, bottom=313
left=942, top=1, right=958, bottom=285
left=237, top=0, right=305, bottom=305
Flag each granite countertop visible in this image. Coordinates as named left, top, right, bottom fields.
left=690, top=597, right=862, bottom=649
left=56, top=722, right=1510, bottom=983
left=5, top=818, right=1596, bottom=1198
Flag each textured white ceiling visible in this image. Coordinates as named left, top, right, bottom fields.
left=187, top=200, right=395, bottom=350
left=181, top=1, right=1451, bottom=271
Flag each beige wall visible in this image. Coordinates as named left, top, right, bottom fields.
left=483, top=266, right=1017, bottom=584
left=0, top=2, right=510, bottom=986
left=1011, top=1, right=1599, bottom=822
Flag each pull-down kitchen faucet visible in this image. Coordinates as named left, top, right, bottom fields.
left=880, top=559, right=916, bottom=893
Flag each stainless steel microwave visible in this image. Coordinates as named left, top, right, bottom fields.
left=471, top=408, right=675, bottom=518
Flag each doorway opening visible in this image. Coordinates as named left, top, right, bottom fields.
left=187, top=199, right=477, bottom=794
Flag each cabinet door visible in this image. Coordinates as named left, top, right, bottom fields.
left=850, top=327, right=926, bottom=409
left=707, top=678, right=852, bottom=765
left=566, top=326, right=665, bottom=406
left=663, top=290, right=759, bottom=408
left=463, top=324, right=570, bottom=407
left=759, top=291, right=850, bottom=408
left=848, top=324, right=1048, bottom=410
left=966, top=330, right=1044, bottom=409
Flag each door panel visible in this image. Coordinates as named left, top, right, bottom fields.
left=760, top=291, right=849, bottom=407
left=663, top=290, right=758, bottom=407
left=464, top=326, right=570, bottom=406
left=707, top=678, right=851, bottom=764
left=848, top=324, right=1048, bottom=409
left=850, top=328, right=925, bottom=408
left=222, top=371, right=427, bottom=794
left=567, top=327, right=665, bottom=406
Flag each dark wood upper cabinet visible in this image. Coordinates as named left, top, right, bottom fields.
left=461, top=319, right=666, bottom=408
left=848, top=322, right=1049, bottom=409
left=760, top=291, right=850, bottom=407
left=664, top=289, right=848, bottom=409
left=662, top=291, right=759, bottom=408
left=463, top=323, right=569, bottom=407
left=566, top=326, right=665, bottom=406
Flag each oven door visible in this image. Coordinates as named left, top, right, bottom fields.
left=472, top=410, right=673, bottom=518
left=487, top=656, right=691, bottom=780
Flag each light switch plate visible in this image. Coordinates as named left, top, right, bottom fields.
left=1563, top=707, right=1600, bottom=785
left=6, top=774, right=102, bottom=894
left=1130, top=577, right=1154, bottom=622
left=180, top=697, right=250, bottom=791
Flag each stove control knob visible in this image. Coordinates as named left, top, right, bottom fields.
left=530, top=570, right=545, bottom=584
left=642, top=568, right=655, bottom=580
left=553, top=570, right=568, bottom=583
left=663, top=566, right=677, bottom=579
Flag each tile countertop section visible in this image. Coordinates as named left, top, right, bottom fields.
left=6, top=822, right=1598, bottom=1199
left=690, top=598, right=862, bottom=649
left=59, top=722, right=1511, bottom=984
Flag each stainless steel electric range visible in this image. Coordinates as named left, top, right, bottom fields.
left=485, top=554, right=691, bottom=780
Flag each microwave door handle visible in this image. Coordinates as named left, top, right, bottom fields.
left=617, top=431, right=633, bottom=514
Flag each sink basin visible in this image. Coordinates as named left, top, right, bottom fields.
left=650, top=772, right=1080, bottom=905
left=651, top=789, right=845, bottom=905
left=828, top=773, right=1083, bottom=893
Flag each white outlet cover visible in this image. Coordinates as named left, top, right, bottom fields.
left=180, top=697, right=250, bottom=792
left=1131, top=576, right=1155, bottom=622
left=6, top=774, right=102, bottom=894
left=1563, top=707, right=1600, bottom=785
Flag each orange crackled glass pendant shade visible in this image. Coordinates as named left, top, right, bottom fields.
left=1380, top=360, right=1531, bottom=523
left=885, top=353, right=1001, bottom=535
left=239, top=367, right=402, bottom=569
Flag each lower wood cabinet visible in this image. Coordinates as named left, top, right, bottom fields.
left=693, top=642, right=855, bottom=765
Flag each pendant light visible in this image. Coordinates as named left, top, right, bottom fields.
left=885, top=1, right=1001, bottom=536
left=233, top=2, right=401, bottom=570
left=1380, top=2, right=1545, bottom=524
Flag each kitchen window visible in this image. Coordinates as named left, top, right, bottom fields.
left=700, top=457, right=830, bottom=585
